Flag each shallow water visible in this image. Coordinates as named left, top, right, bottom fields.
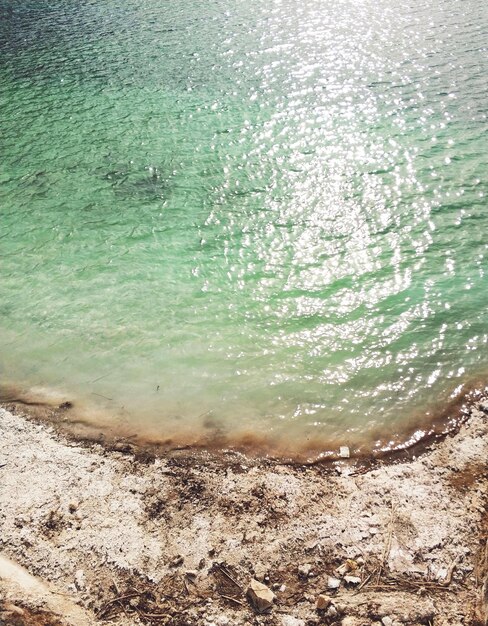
left=1, top=0, right=487, bottom=454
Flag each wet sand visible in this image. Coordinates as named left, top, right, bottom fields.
left=1, top=396, right=488, bottom=626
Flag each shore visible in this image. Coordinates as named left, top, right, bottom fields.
left=1, top=400, right=488, bottom=626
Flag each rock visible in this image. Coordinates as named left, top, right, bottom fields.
left=169, top=554, right=184, bottom=568
left=247, top=578, right=276, bottom=612
left=339, top=446, right=350, bottom=458
left=74, top=569, right=85, bottom=590
left=336, top=559, right=357, bottom=576
left=327, top=576, right=341, bottom=589
left=381, top=617, right=394, bottom=626
left=316, top=594, right=329, bottom=610
left=344, top=575, right=361, bottom=585
left=327, top=603, right=338, bottom=617
left=254, top=562, right=267, bottom=582
left=479, top=400, right=488, bottom=413
left=279, top=584, right=286, bottom=592
left=185, top=570, right=198, bottom=580
left=298, top=563, right=312, bottom=578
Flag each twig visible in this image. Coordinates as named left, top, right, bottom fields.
left=377, top=502, right=397, bottom=584
left=439, top=556, right=459, bottom=586
left=355, top=571, right=373, bottom=592
left=96, top=592, right=141, bottom=615
left=220, top=594, right=244, bottom=606
left=91, top=392, right=113, bottom=401
left=217, top=564, right=243, bottom=590
left=183, top=575, right=190, bottom=595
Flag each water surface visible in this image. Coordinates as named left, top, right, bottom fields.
left=1, top=0, right=488, bottom=455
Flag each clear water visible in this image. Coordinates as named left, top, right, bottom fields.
left=1, top=0, right=487, bottom=455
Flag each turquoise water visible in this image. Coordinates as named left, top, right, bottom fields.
left=1, top=0, right=487, bottom=455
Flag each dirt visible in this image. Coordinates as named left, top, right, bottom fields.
left=1, top=400, right=488, bottom=626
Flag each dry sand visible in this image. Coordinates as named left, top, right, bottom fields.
left=1, top=399, right=488, bottom=626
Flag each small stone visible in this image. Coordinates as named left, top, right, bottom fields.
left=186, top=570, right=198, bottom=580
left=198, top=558, right=206, bottom=570
left=381, top=618, right=394, bottom=626
left=336, top=560, right=356, bottom=576
left=327, top=603, right=338, bottom=617
left=316, top=594, right=328, bottom=610
left=74, top=569, right=85, bottom=590
left=479, top=400, right=488, bottom=413
left=344, top=575, right=361, bottom=585
left=247, top=579, right=276, bottom=613
left=254, top=562, right=267, bottom=582
left=339, top=446, right=350, bottom=458
left=298, top=563, right=312, bottom=578
left=327, top=576, right=341, bottom=589
left=170, top=554, right=184, bottom=568
left=279, top=584, right=286, bottom=592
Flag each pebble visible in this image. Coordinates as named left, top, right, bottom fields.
left=246, top=579, right=276, bottom=612
left=254, top=562, right=267, bottom=582
left=298, top=563, right=312, bottom=578
left=316, top=594, right=328, bottom=610
left=327, top=576, right=341, bottom=589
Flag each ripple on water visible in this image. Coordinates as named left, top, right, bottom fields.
left=0, top=0, right=487, bottom=455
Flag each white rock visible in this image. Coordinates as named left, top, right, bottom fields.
left=298, top=563, right=312, bottom=577
left=344, top=575, right=361, bottom=585
left=339, top=446, right=350, bottom=458
left=327, top=576, right=341, bottom=589
left=74, top=569, right=85, bottom=590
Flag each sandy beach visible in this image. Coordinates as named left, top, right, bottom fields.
left=1, top=399, right=488, bottom=626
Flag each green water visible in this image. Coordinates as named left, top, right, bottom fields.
left=1, top=0, right=487, bottom=454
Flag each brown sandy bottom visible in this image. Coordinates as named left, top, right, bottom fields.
left=1, top=402, right=488, bottom=626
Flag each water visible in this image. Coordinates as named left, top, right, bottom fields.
left=1, top=0, right=487, bottom=456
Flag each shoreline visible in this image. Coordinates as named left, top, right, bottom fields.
left=1, top=399, right=488, bottom=625
left=1, top=380, right=487, bottom=466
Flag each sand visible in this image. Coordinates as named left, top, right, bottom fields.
left=1, top=400, right=488, bottom=626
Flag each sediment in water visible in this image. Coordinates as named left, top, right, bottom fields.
left=1, top=379, right=487, bottom=465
